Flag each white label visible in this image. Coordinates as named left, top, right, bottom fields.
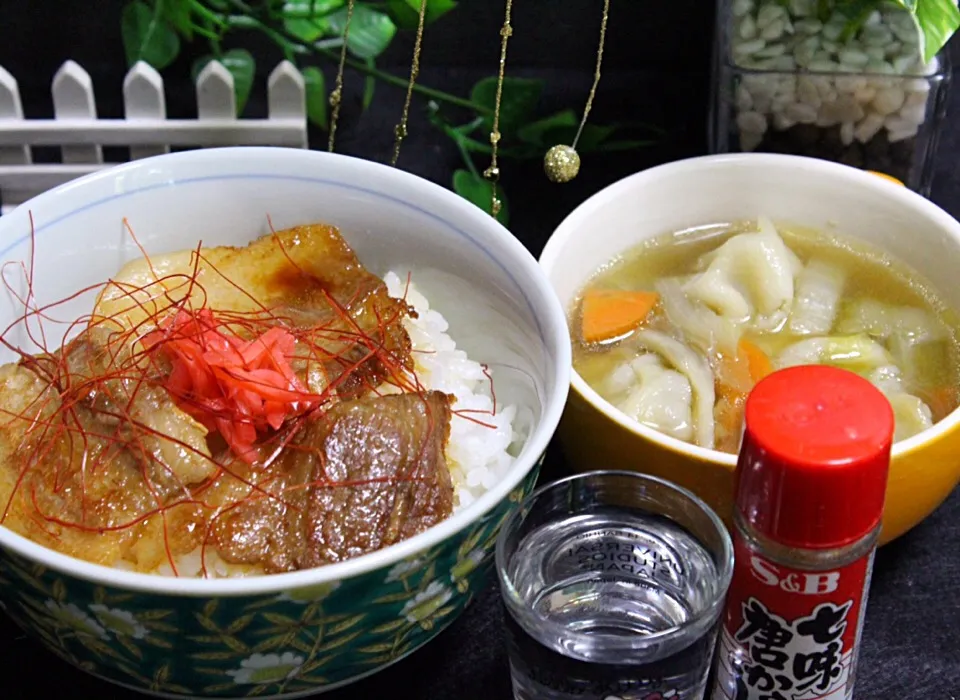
left=711, top=598, right=855, bottom=700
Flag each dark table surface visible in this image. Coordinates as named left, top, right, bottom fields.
left=1, top=62, right=959, bottom=698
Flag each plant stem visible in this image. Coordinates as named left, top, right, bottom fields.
left=220, top=0, right=490, bottom=113
left=455, top=136, right=480, bottom=178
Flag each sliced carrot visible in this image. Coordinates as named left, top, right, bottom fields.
left=714, top=393, right=747, bottom=453
left=581, top=289, right=660, bottom=344
left=738, top=338, right=774, bottom=384
left=715, top=351, right=752, bottom=401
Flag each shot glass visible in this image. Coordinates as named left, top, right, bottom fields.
left=495, top=471, right=734, bottom=700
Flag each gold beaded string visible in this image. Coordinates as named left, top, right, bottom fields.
left=484, top=0, right=515, bottom=218
left=543, top=0, right=610, bottom=184
left=390, top=0, right=429, bottom=166
left=327, top=0, right=356, bottom=152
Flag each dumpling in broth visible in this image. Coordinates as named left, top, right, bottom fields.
left=683, top=216, right=802, bottom=330
left=617, top=354, right=695, bottom=442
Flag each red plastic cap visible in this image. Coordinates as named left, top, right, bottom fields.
left=736, top=365, right=894, bottom=550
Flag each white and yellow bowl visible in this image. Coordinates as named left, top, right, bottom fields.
left=539, top=153, right=960, bottom=546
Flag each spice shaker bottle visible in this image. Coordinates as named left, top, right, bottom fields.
left=710, top=365, right=894, bottom=700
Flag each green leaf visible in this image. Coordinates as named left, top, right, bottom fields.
left=452, top=170, right=509, bottom=225
left=51, top=578, right=67, bottom=603
left=162, top=0, right=196, bottom=39
left=143, top=636, right=174, bottom=649
left=203, top=682, right=241, bottom=694
left=316, top=630, right=363, bottom=653
left=288, top=637, right=316, bottom=653
left=282, top=0, right=344, bottom=42
left=363, top=58, right=376, bottom=110
left=516, top=110, right=578, bottom=146
left=260, top=611, right=297, bottom=626
left=910, top=0, right=960, bottom=62
left=193, top=613, right=221, bottom=634
left=470, top=76, right=543, bottom=136
left=516, top=110, right=622, bottom=153
left=369, top=618, right=408, bottom=634
left=192, top=650, right=237, bottom=661
left=372, top=590, right=416, bottom=604
left=117, top=634, right=144, bottom=659
left=192, top=50, right=256, bottom=115
left=225, top=613, right=257, bottom=635
left=253, top=636, right=287, bottom=652
left=222, top=635, right=250, bottom=654
left=328, top=613, right=366, bottom=635
left=302, top=66, right=329, bottom=129
left=121, top=1, right=181, bottom=70
left=386, top=0, right=457, bottom=30
left=299, top=658, right=330, bottom=675
left=222, top=49, right=256, bottom=114
left=138, top=609, right=172, bottom=621
left=325, top=4, right=398, bottom=59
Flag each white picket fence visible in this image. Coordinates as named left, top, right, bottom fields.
left=0, top=59, right=309, bottom=215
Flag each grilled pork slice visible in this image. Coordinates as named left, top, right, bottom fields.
left=0, top=329, right=215, bottom=568
left=212, top=391, right=454, bottom=572
left=92, top=223, right=414, bottom=399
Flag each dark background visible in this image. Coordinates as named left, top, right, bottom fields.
left=1, top=1, right=959, bottom=698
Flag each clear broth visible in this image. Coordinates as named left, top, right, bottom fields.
left=571, top=220, right=960, bottom=453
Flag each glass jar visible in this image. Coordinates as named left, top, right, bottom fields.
left=709, top=0, right=951, bottom=195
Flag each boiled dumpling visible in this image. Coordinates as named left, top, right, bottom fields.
left=789, top=258, right=846, bottom=335
left=683, top=217, right=801, bottom=330
left=635, top=329, right=716, bottom=449
left=655, top=277, right=741, bottom=356
left=617, top=354, right=695, bottom=442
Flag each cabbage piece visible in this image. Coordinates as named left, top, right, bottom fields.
left=777, top=334, right=891, bottom=374
left=635, top=329, right=716, bottom=449
left=865, top=365, right=907, bottom=396
left=887, top=331, right=957, bottom=390
left=887, top=394, right=934, bottom=441
left=864, top=365, right=934, bottom=441
left=616, top=355, right=695, bottom=442
left=683, top=217, right=798, bottom=329
left=655, top=277, right=741, bottom=356
left=835, top=299, right=945, bottom=343
left=789, top=258, right=846, bottom=335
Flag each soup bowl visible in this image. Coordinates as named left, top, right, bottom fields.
left=539, top=153, right=960, bottom=546
left=0, top=147, right=570, bottom=696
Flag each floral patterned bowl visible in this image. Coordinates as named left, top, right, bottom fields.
left=0, top=147, right=571, bottom=697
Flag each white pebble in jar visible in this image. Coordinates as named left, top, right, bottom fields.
left=724, top=0, right=939, bottom=183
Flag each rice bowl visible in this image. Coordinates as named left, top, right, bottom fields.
left=0, top=146, right=570, bottom=697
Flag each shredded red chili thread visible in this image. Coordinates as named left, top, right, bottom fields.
left=142, top=308, right=319, bottom=462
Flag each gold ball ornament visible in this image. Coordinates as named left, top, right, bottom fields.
left=543, top=144, right=581, bottom=183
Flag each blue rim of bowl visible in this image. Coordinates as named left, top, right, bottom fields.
left=0, top=147, right=572, bottom=596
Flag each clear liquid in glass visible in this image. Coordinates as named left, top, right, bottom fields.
left=504, top=507, right=721, bottom=700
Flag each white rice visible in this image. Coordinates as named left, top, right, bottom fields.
left=383, top=270, right=518, bottom=509
left=143, top=272, right=518, bottom=577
